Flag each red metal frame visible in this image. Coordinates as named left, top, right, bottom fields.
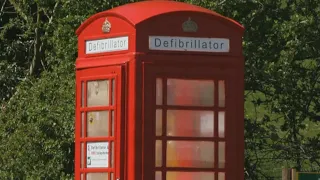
left=142, top=58, right=243, bottom=180
left=75, top=66, right=123, bottom=180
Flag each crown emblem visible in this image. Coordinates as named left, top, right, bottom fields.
left=182, top=17, right=198, bottom=32
left=102, top=18, right=111, bottom=33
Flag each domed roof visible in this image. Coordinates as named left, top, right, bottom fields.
left=76, top=0, right=244, bottom=35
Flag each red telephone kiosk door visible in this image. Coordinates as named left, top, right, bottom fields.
left=76, top=65, right=124, bottom=180
left=143, top=61, right=238, bottom=180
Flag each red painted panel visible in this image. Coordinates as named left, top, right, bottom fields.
left=76, top=1, right=243, bottom=35
left=77, top=16, right=135, bottom=58
left=136, top=11, right=243, bottom=56
left=141, top=55, right=244, bottom=180
left=75, top=66, right=124, bottom=180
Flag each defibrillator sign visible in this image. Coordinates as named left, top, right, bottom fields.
left=86, top=142, right=109, bottom=168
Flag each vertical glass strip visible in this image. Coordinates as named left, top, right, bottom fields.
left=111, top=79, right=115, bottom=105
left=81, top=81, right=84, bottom=107
left=111, top=141, right=114, bottom=168
left=155, top=140, right=162, bottom=167
left=109, top=140, right=112, bottom=169
left=111, top=110, right=114, bottom=136
left=110, top=172, right=114, bottom=180
left=218, top=142, right=225, bottom=168
left=218, top=111, right=225, bottom=138
left=81, top=142, right=84, bottom=168
left=156, top=109, right=162, bottom=136
left=81, top=112, right=84, bottom=137
left=218, top=80, right=225, bottom=107
left=163, top=78, right=167, bottom=172
left=156, top=78, right=163, bottom=105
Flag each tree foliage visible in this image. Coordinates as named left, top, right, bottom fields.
left=0, top=0, right=319, bottom=179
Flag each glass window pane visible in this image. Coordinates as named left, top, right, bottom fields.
left=81, top=82, right=84, bottom=107
left=156, top=78, right=163, bottom=105
left=218, top=172, right=225, bottom=180
left=167, top=79, right=214, bottom=107
left=218, top=80, right=225, bottom=107
left=81, top=143, right=84, bottom=168
left=111, top=79, right=115, bottom=105
left=87, top=173, right=108, bottom=180
left=111, top=110, right=114, bottom=136
left=219, top=142, right=225, bottom=168
left=167, top=141, right=214, bottom=168
left=110, top=172, right=114, bottom=180
left=111, top=141, right=114, bottom=168
left=87, top=80, right=109, bottom=107
left=155, top=171, right=162, bottom=180
left=81, top=112, right=84, bottom=137
left=218, top=112, right=225, bottom=138
left=167, top=110, right=214, bottom=137
left=167, top=172, right=214, bottom=180
left=81, top=174, right=84, bottom=180
left=155, top=140, right=162, bottom=167
left=156, top=109, right=162, bottom=136
left=87, top=111, right=109, bottom=137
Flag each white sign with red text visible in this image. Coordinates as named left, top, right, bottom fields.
left=87, top=142, right=109, bottom=168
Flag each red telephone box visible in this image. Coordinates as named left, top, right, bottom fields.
left=75, top=1, right=244, bottom=180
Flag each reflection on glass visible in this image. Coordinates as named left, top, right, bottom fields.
left=86, top=173, right=108, bottom=180
left=218, top=80, right=225, bottom=107
left=155, top=140, right=162, bottom=167
left=81, top=112, right=84, bottom=137
left=111, top=141, right=114, bottom=168
left=81, top=82, right=84, bottom=107
left=87, top=111, right=109, bottom=137
left=111, top=110, right=114, bottom=136
left=81, top=143, right=84, bottom=168
left=110, top=173, right=114, bottom=180
left=219, top=111, right=225, bottom=138
left=155, top=171, right=162, bottom=180
left=167, top=141, right=214, bottom=168
left=219, top=142, right=225, bottom=168
left=167, top=172, right=214, bottom=180
left=167, top=79, right=214, bottom=106
left=81, top=174, right=84, bottom=180
left=156, top=109, right=162, bottom=136
left=167, top=110, right=214, bottom=137
left=156, top=78, right=163, bottom=105
left=111, top=79, right=115, bottom=105
left=87, top=80, right=109, bottom=107
left=218, top=172, right=225, bottom=180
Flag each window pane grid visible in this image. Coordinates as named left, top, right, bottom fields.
left=80, top=78, right=117, bottom=180
left=155, top=77, right=226, bottom=180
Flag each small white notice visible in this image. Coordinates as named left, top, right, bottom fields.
left=149, top=36, right=229, bottom=52
left=87, top=142, right=109, bottom=168
left=86, top=36, right=128, bottom=54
